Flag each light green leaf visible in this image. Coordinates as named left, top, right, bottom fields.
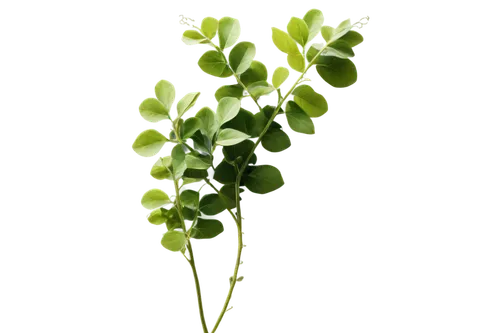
left=201, top=17, right=218, bottom=39
left=148, top=208, right=168, bottom=225
left=191, top=218, right=224, bottom=239
left=247, top=81, right=275, bottom=99
left=216, top=97, right=241, bottom=125
left=292, top=85, right=328, bottom=117
left=218, top=17, right=240, bottom=50
left=286, top=101, right=315, bottom=134
left=161, top=230, right=186, bottom=251
left=316, top=57, right=357, bottom=88
left=171, top=144, right=186, bottom=180
left=185, top=154, right=211, bottom=170
left=215, top=85, right=244, bottom=102
left=321, top=19, right=352, bottom=44
left=303, top=9, right=324, bottom=42
left=240, top=61, right=268, bottom=86
left=272, top=67, right=289, bottom=88
left=181, top=117, right=202, bottom=139
left=180, top=189, right=199, bottom=210
left=262, top=128, right=291, bottom=152
left=182, top=30, right=208, bottom=45
left=216, top=128, right=250, bottom=146
left=139, top=98, right=169, bottom=122
left=150, top=156, right=173, bottom=180
left=229, top=42, right=256, bottom=74
left=243, top=165, right=284, bottom=194
left=321, top=26, right=335, bottom=43
left=132, top=129, right=168, bottom=157
left=177, top=92, right=200, bottom=118
left=198, top=50, right=232, bottom=77
left=287, top=17, right=309, bottom=47
left=154, top=80, right=175, bottom=111
left=307, top=42, right=354, bottom=61
left=141, top=189, right=171, bottom=209
left=199, top=194, right=226, bottom=216
left=271, top=27, right=300, bottom=55
left=196, top=107, right=218, bottom=139
left=287, top=53, right=305, bottom=72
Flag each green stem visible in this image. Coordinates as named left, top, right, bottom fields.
left=204, top=178, right=238, bottom=224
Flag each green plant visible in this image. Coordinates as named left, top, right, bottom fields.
left=132, top=10, right=368, bottom=332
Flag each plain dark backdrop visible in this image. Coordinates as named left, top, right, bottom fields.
left=96, top=1, right=418, bottom=333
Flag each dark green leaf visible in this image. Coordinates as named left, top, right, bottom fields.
left=195, top=107, right=218, bottom=139
left=316, top=57, right=357, bottom=88
left=182, top=207, right=197, bottom=221
left=214, top=160, right=237, bottom=184
left=218, top=17, right=240, bottom=50
left=132, top=129, right=168, bottom=157
left=243, top=165, right=284, bottom=194
left=215, top=84, right=244, bottom=102
left=141, top=189, right=171, bottom=209
left=262, top=128, right=291, bottom=152
left=177, top=92, right=200, bottom=118
left=198, top=50, right=232, bottom=77
left=148, top=208, right=168, bottom=225
left=216, top=128, right=250, bottom=146
left=191, top=218, right=224, bottom=239
left=338, top=31, right=363, bottom=47
left=216, top=97, right=241, bottom=125
left=183, top=168, right=209, bottom=179
left=303, top=9, right=324, bottom=42
left=272, top=67, right=289, bottom=88
left=221, top=108, right=255, bottom=136
left=161, top=230, right=186, bottom=251
left=247, top=81, right=275, bottom=99
left=252, top=111, right=281, bottom=137
left=271, top=27, right=300, bottom=55
left=229, top=42, right=256, bottom=74
left=240, top=61, right=268, bottom=86
left=180, top=189, right=199, bottom=210
left=191, top=131, right=212, bottom=154
left=199, top=194, right=226, bottom=215
left=166, top=207, right=182, bottom=230
left=287, top=17, right=309, bottom=47
left=201, top=17, right=218, bottom=39
left=223, top=140, right=256, bottom=165
left=262, top=105, right=284, bottom=119
left=182, top=30, right=208, bottom=45
left=292, top=85, right=328, bottom=117
left=150, top=156, right=173, bottom=180
left=287, top=53, right=305, bottom=72
left=286, top=101, right=315, bottom=134
left=219, top=184, right=244, bottom=209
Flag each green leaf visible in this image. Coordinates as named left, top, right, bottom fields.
left=161, top=230, right=186, bottom=252
left=321, top=19, right=352, bottom=44
left=183, top=207, right=196, bottom=221
left=139, top=98, right=169, bottom=122
left=247, top=81, right=275, bottom=99
left=182, top=177, right=202, bottom=187
left=181, top=117, right=202, bottom=139
left=317, top=57, right=357, bottom=88
left=292, top=85, right=328, bottom=117
left=320, top=26, right=335, bottom=43
left=183, top=168, right=209, bottom=179
left=198, top=50, right=232, bottom=78
left=201, top=17, right=218, bottom=39
left=180, top=189, right=199, bottom=210
left=177, top=92, right=200, bottom=118
left=216, top=97, right=241, bottom=126
left=272, top=67, right=289, bottom=88
left=216, top=128, right=250, bottom=146
left=141, top=189, right=171, bottom=209
left=220, top=108, right=255, bottom=136
left=199, top=194, right=226, bottom=215
left=243, top=165, right=284, bottom=194
left=229, top=42, right=256, bottom=74
left=328, top=40, right=355, bottom=58
left=285, top=101, right=315, bottom=134
left=166, top=207, right=182, bottom=230
left=252, top=111, right=281, bottom=137
left=132, top=129, right=168, bottom=157
left=287, top=53, right=305, bottom=72
left=148, top=208, right=168, bottom=225
left=215, top=85, right=244, bottom=102
left=262, top=128, right=291, bottom=152
left=303, top=9, right=324, bottom=42
left=214, top=160, right=237, bottom=184
left=182, top=30, right=208, bottom=45
left=218, top=17, right=240, bottom=50
left=155, top=80, right=175, bottom=111
left=262, top=105, right=284, bottom=119
left=150, top=156, right=173, bottom=180
left=307, top=42, right=354, bottom=62
left=191, top=131, right=212, bottom=154
left=191, top=218, right=224, bottom=239
left=271, top=27, right=300, bottom=55
left=219, top=184, right=243, bottom=209
left=338, top=31, right=363, bottom=47
left=287, top=17, right=309, bottom=47
left=223, top=139, right=256, bottom=165
left=240, top=61, right=268, bottom=86
left=185, top=154, right=211, bottom=170
left=195, top=107, right=218, bottom=139
left=171, top=144, right=187, bottom=179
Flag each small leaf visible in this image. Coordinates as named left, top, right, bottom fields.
left=215, top=85, right=244, bottom=102
left=240, top=61, right=268, bottom=86
left=229, top=42, right=256, bottom=74
left=201, top=17, right=218, bottom=39
left=199, top=194, right=226, bottom=215
left=303, top=9, right=324, bottom=42
left=166, top=207, right=182, bottom=230
left=139, top=98, right=169, bottom=122
left=286, top=101, right=315, bottom=134
left=150, top=156, right=173, bottom=180
left=161, top=230, right=186, bottom=252
left=271, top=27, right=300, bottom=55
left=321, top=19, right=352, bottom=44
left=247, top=81, right=275, bottom=99
left=338, top=31, right=364, bottom=47
left=141, top=189, right=171, bottom=209
left=287, top=17, right=309, bottom=47
left=155, top=80, right=175, bottom=111
left=216, top=128, right=250, bottom=146
left=236, top=276, right=244, bottom=282
left=177, top=92, right=200, bottom=118
left=180, top=189, right=199, bottom=210
left=316, top=57, right=357, bottom=88
left=191, top=218, right=224, bottom=239
left=182, top=30, right=208, bottom=45
left=214, top=160, right=237, bottom=185
left=216, top=97, right=241, bottom=125
left=272, top=67, right=289, bottom=88
left=198, top=50, right=232, bottom=77
left=171, top=144, right=187, bottom=180
left=185, top=154, right=211, bottom=170
left=243, top=165, right=284, bottom=194
left=148, top=208, right=168, bottom=225
left=196, top=107, right=218, bottom=139
left=287, top=53, right=305, bottom=72
left=320, top=26, right=335, bottom=43
left=221, top=108, right=255, bottom=136
left=292, top=85, right=328, bottom=117
left=132, top=130, right=168, bottom=157
left=218, top=17, right=240, bottom=50
left=182, top=117, right=202, bottom=139
left=262, top=128, right=291, bottom=152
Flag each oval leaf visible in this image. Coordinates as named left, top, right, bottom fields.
left=139, top=98, right=169, bottom=122
left=216, top=97, right=241, bottom=125
left=161, top=230, right=186, bottom=252
left=303, top=9, right=324, bottom=42
left=247, top=81, right=275, bottom=99
left=272, top=67, right=289, bottom=88
left=287, top=53, right=305, bottom=72
left=141, top=189, right=171, bottom=209
left=150, top=156, right=173, bottom=180
left=185, top=154, right=211, bottom=170
left=316, top=57, right=357, bottom=88
left=240, top=60, right=268, bottom=86
left=287, top=17, right=309, bottom=47
left=148, top=208, right=168, bottom=225
left=285, top=101, right=315, bottom=134
left=191, top=218, right=224, bottom=239
left=196, top=107, right=218, bottom=139
left=180, top=189, right=199, bottom=210
left=243, top=165, right=284, bottom=194
left=198, top=50, right=232, bottom=77
left=271, top=27, right=300, bottom=55
left=181, top=117, right=202, bottom=139
left=216, top=128, right=250, bottom=146
left=177, top=92, right=200, bottom=118
left=215, top=85, right=244, bottom=102
left=218, top=17, right=240, bottom=50
left=132, top=129, right=168, bottom=157
left=155, top=80, right=175, bottom=111
left=262, top=128, right=291, bottom=152
left=182, top=30, right=208, bottom=45
left=171, top=144, right=187, bottom=180
left=199, top=194, right=226, bottom=215
left=201, top=17, right=218, bottom=39
left=292, top=85, right=328, bottom=117
left=229, top=42, right=256, bottom=74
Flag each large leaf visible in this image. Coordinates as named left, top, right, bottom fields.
left=216, top=97, right=241, bottom=125
left=218, top=17, right=240, bottom=50
left=240, top=61, right=268, bottom=86
left=262, top=128, right=291, bottom=152
left=132, top=129, right=168, bottom=157
left=171, top=144, right=187, bottom=179
left=287, top=53, right=305, bottom=72
left=177, top=92, right=200, bottom=118
left=191, top=218, right=224, bottom=239
left=154, top=80, right=175, bottom=111
left=199, top=194, right=226, bottom=215
left=316, top=57, right=357, bottom=88
left=271, top=28, right=300, bottom=55
left=198, top=50, right=232, bottom=77
left=272, top=67, right=289, bottom=88
left=214, top=160, right=237, bottom=184
left=148, top=208, right=168, bottom=225
left=243, top=165, right=284, bottom=194
left=180, top=189, right=199, bottom=210
left=195, top=107, right=218, bottom=139
left=141, top=189, right=171, bottom=209
left=292, top=85, right=328, bottom=117
left=220, top=108, right=255, bottom=136
left=287, top=17, right=309, bottom=47
left=150, top=156, right=173, bottom=180
left=229, top=42, right=256, bottom=74
left=201, top=17, right=218, bottom=39
left=303, top=9, right=324, bottom=42
left=247, top=81, right=275, bottom=99
left=285, top=101, right=315, bottom=134
left=181, top=117, right=202, bottom=139
left=182, top=30, right=208, bottom=45
left=216, top=128, right=250, bottom=146
left=161, top=230, right=186, bottom=251
left=139, top=98, right=169, bottom=122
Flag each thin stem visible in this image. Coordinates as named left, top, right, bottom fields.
left=203, top=178, right=238, bottom=225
